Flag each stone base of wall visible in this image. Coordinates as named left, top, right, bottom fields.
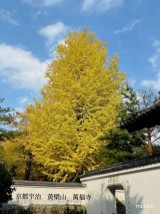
left=0, top=204, right=87, bottom=214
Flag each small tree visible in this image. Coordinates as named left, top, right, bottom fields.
left=0, top=164, right=15, bottom=207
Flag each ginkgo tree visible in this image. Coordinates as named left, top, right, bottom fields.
left=25, top=29, right=125, bottom=182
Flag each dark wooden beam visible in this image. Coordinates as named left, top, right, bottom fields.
left=121, top=101, right=160, bottom=133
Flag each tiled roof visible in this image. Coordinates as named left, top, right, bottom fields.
left=13, top=180, right=83, bottom=187
left=80, top=153, right=160, bottom=179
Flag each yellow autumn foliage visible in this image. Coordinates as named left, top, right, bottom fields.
left=25, top=29, right=125, bottom=182
left=2, top=132, right=30, bottom=179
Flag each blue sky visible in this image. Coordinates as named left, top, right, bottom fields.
left=0, top=0, right=160, bottom=110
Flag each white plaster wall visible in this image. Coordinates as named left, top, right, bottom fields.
left=9, top=185, right=86, bottom=206
left=81, top=163, right=160, bottom=214
left=9, top=163, right=160, bottom=214
left=124, top=168, right=160, bottom=214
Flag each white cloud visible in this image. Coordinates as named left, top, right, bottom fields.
left=34, top=10, right=47, bottom=18
left=39, top=22, right=70, bottom=56
left=0, top=44, right=48, bottom=91
left=82, top=0, right=123, bottom=12
left=0, top=8, right=19, bottom=26
left=82, top=0, right=97, bottom=11
left=141, top=74, right=160, bottom=91
left=39, top=21, right=69, bottom=46
left=141, top=40, right=160, bottom=90
left=114, top=19, right=141, bottom=34
left=18, top=96, right=30, bottom=105
left=148, top=40, right=160, bottom=69
left=128, top=79, right=136, bottom=87
left=16, top=96, right=33, bottom=110
left=23, top=0, right=64, bottom=7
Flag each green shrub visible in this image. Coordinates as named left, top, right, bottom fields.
left=0, top=164, right=15, bottom=207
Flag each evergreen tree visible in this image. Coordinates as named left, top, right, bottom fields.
left=121, top=84, right=146, bottom=157
left=0, top=99, right=15, bottom=206
left=98, top=83, right=146, bottom=166
left=0, top=98, right=14, bottom=142
left=0, top=98, right=15, bottom=162
left=120, top=83, right=140, bottom=122
left=98, top=129, right=133, bottom=165
left=0, top=164, right=15, bottom=207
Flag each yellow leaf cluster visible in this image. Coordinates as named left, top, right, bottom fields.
left=2, top=133, right=29, bottom=179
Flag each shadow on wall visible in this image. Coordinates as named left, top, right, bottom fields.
left=0, top=204, right=87, bottom=214
left=86, top=192, right=144, bottom=214
left=132, top=193, right=155, bottom=214
left=129, top=194, right=144, bottom=214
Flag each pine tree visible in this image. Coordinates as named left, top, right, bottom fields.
left=120, top=83, right=140, bottom=123
left=98, top=129, right=133, bottom=165
left=0, top=98, right=15, bottom=162
left=98, top=83, right=146, bottom=166
left=0, top=99, right=16, bottom=205
left=24, top=29, right=125, bottom=182
left=0, top=98, right=14, bottom=142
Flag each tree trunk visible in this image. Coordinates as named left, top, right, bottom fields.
left=24, top=151, right=32, bottom=180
